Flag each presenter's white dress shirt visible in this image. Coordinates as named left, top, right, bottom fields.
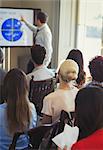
left=24, top=21, right=53, bottom=67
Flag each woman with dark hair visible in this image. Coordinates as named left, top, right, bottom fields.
left=0, top=68, right=37, bottom=150
left=71, top=87, right=103, bottom=149
left=66, top=49, right=86, bottom=89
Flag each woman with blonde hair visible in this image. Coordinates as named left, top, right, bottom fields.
left=0, top=68, right=37, bottom=150
left=41, top=60, right=79, bottom=124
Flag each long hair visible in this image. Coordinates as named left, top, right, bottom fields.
left=75, top=87, right=103, bottom=140
left=4, top=68, right=31, bottom=135
left=66, top=49, right=85, bottom=87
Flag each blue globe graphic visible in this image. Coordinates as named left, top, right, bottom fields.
left=1, top=18, right=23, bottom=42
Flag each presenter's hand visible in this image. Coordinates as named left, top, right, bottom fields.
left=21, top=16, right=25, bottom=22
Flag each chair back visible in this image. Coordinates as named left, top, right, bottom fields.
left=28, top=125, right=52, bottom=149
left=9, top=132, right=24, bottom=150
left=29, top=76, right=54, bottom=115
left=9, top=123, right=58, bottom=150
left=58, top=110, right=75, bottom=133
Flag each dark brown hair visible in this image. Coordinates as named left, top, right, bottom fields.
left=89, top=56, right=103, bottom=82
left=75, top=87, right=103, bottom=140
left=4, top=68, right=31, bottom=135
left=66, top=49, right=85, bottom=87
left=37, top=11, right=48, bottom=23
left=31, top=45, right=46, bottom=65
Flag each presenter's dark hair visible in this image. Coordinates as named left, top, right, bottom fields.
left=31, top=45, right=46, bottom=65
left=4, top=68, right=31, bottom=135
left=37, top=11, right=48, bottom=23
left=75, top=87, right=103, bottom=140
left=88, top=56, right=103, bottom=82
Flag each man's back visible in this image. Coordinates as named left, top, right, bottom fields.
left=27, top=65, right=54, bottom=84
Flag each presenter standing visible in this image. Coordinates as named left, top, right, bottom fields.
left=21, top=11, right=53, bottom=68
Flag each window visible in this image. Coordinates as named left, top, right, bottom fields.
left=77, top=0, right=103, bottom=76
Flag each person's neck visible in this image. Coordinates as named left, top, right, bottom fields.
left=38, top=23, right=45, bottom=28
left=35, top=64, right=43, bottom=68
left=59, top=81, right=70, bottom=90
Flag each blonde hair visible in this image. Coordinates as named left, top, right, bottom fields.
left=59, top=60, right=79, bottom=82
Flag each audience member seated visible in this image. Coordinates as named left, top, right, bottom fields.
left=0, top=68, right=37, bottom=150
left=41, top=60, right=79, bottom=124
left=0, top=49, right=6, bottom=103
left=66, top=49, right=86, bottom=89
left=27, top=45, right=54, bottom=84
left=87, top=56, right=103, bottom=87
left=71, top=87, right=103, bottom=149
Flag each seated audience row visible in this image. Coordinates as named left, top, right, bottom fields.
left=1, top=44, right=103, bottom=149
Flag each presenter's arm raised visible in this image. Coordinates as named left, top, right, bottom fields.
left=21, top=16, right=37, bottom=32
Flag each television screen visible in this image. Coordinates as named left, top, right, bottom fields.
left=0, top=8, right=33, bottom=47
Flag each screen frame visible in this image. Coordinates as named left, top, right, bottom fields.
left=0, top=7, right=41, bottom=47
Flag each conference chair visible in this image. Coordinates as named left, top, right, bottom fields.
left=29, top=76, right=55, bottom=116
left=58, top=110, right=75, bottom=133
left=9, top=121, right=60, bottom=150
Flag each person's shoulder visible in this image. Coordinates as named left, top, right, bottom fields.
left=27, top=71, right=36, bottom=80
left=72, top=129, right=103, bottom=150
left=0, top=103, right=7, bottom=109
left=45, top=68, right=55, bottom=76
left=71, top=135, right=90, bottom=150
left=72, top=140, right=84, bottom=150
left=43, top=24, right=51, bottom=33
left=29, top=102, right=36, bottom=112
left=0, top=103, right=7, bottom=117
left=44, top=90, right=57, bottom=102
left=71, top=86, right=79, bottom=93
